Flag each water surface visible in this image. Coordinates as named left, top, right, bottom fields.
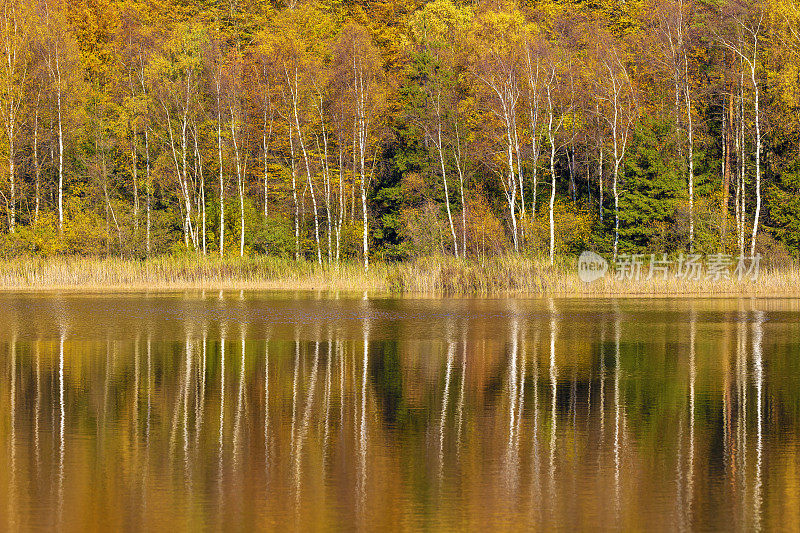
left=1, top=293, right=799, bottom=531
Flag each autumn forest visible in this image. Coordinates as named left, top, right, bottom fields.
left=2, top=0, right=800, bottom=266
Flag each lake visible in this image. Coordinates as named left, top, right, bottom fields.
left=1, top=293, right=799, bottom=530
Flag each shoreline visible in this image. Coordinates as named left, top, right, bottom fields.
left=0, top=255, right=798, bottom=296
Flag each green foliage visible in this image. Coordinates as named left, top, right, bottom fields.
left=252, top=214, right=295, bottom=257
left=768, top=165, right=800, bottom=257
left=527, top=200, right=594, bottom=256
left=617, top=118, right=684, bottom=252
left=3, top=0, right=800, bottom=266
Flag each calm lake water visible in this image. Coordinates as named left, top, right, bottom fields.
left=1, top=293, right=799, bottom=531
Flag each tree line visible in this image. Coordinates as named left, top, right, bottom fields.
left=2, top=0, right=800, bottom=265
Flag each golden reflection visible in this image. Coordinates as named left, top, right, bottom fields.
left=753, top=309, right=764, bottom=532
left=549, top=298, right=558, bottom=515
left=8, top=333, right=17, bottom=533
left=0, top=296, right=797, bottom=530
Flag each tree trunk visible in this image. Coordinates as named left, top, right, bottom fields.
left=288, top=119, right=300, bottom=260
left=145, top=128, right=151, bottom=256
left=289, top=68, right=322, bottom=265
left=549, top=139, right=556, bottom=265
left=354, top=58, right=370, bottom=272
left=684, top=53, right=694, bottom=252
left=599, top=142, right=604, bottom=222
left=525, top=47, right=541, bottom=221
left=317, top=93, right=333, bottom=263
left=547, top=86, right=556, bottom=265
left=263, top=90, right=273, bottom=220
left=721, top=90, right=732, bottom=249
left=738, top=64, right=746, bottom=256
left=336, top=132, right=344, bottom=264
left=217, top=80, right=225, bottom=257
left=230, top=117, right=245, bottom=258
left=132, top=124, right=140, bottom=241
left=506, top=139, right=518, bottom=253
left=7, top=113, right=14, bottom=233
left=34, top=92, right=41, bottom=225
left=434, top=97, right=458, bottom=256
left=749, top=60, right=761, bottom=257
left=194, top=127, right=206, bottom=255
left=454, top=121, right=467, bottom=258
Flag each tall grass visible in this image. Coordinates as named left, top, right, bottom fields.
left=0, top=254, right=798, bottom=295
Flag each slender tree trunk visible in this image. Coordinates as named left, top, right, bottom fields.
left=194, top=128, right=206, bottom=255
left=217, top=85, right=225, bottom=257
left=289, top=68, right=322, bottom=265
left=749, top=59, right=761, bottom=257
left=434, top=97, right=458, bottom=256
left=7, top=112, right=14, bottom=233
left=56, top=85, right=64, bottom=234
left=352, top=116, right=357, bottom=223
left=613, top=158, right=620, bottom=261
left=512, top=110, right=525, bottom=228
left=145, top=128, right=151, bottom=256
left=165, top=106, right=192, bottom=250
left=336, top=131, right=344, bottom=264
left=33, top=92, right=40, bottom=224
left=230, top=115, right=245, bottom=257
left=506, top=138, right=518, bottom=253
left=611, top=99, right=621, bottom=261
left=568, top=68, right=576, bottom=203
left=317, top=92, right=332, bottom=263
left=354, top=58, right=370, bottom=271
left=599, top=144, right=604, bottom=222
left=734, top=94, right=741, bottom=255
left=288, top=119, right=300, bottom=260
left=525, top=46, right=541, bottom=221
left=549, top=139, right=556, bottom=265
left=738, top=64, right=746, bottom=256
left=547, top=88, right=556, bottom=265
left=180, top=100, right=196, bottom=250
left=684, top=53, right=694, bottom=252
left=454, top=121, right=467, bottom=258
left=263, top=89, right=273, bottom=220
left=359, top=126, right=368, bottom=272
left=132, top=123, right=140, bottom=240
left=721, top=90, right=732, bottom=249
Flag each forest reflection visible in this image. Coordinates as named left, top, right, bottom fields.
left=1, top=295, right=799, bottom=530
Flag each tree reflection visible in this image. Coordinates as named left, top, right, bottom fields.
left=0, top=296, right=797, bottom=530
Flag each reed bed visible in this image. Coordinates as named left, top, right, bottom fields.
left=0, top=255, right=798, bottom=296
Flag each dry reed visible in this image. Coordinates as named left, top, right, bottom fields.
left=0, top=255, right=797, bottom=296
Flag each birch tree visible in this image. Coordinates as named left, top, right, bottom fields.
left=543, top=56, right=568, bottom=265
left=150, top=24, right=206, bottom=251
left=0, top=0, right=30, bottom=233
left=471, top=8, right=527, bottom=253
left=407, top=0, right=473, bottom=257
left=593, top=32, right=636, bottom=260
left=719, top=9, right=764, bottom=256
left=653, top=0, right=698, bottom=250
left=335, top=23, right=383, bottom=271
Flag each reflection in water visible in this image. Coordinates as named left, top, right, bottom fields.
left=439, top=333, right=454, bottom=488
left=1, top=295, right=799, bottom=530
left=549, top=299, right=558, bottom=518
left=752, top=310, right=764, bottom=532
left=8, top=332, right=16, bottom=532
left=58, top=328, right=65, bottom=530
left=613, top=305, right=621, bottom=522
left=217, top=325, right=226, bottom=524
left=357, top=317, right=369, bottom=528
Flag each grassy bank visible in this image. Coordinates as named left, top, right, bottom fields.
left=0, top=255, right=798, bottom=295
